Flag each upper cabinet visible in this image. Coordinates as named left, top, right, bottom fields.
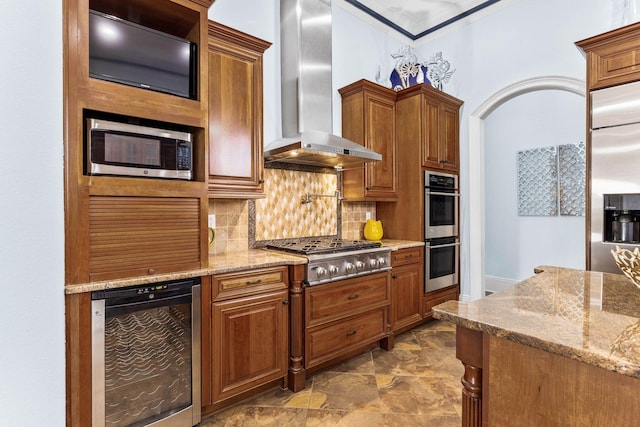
left=207, top=22, right=271, bottom=198
left=340, top=80, right=398, bottom=201
left=397, top=84, right=463, bottom=172
left=576, top=22, right=640, bottom=90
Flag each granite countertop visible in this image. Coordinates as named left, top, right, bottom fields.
left=434, top=266, right=640, bottom=379
left=65, top=249, right=307, bottom=295
left=64, top=239, right=423, bottom=295
left=380, top=239, right=425, bottom=250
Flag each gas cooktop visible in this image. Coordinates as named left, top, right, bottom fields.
left=266, top=237, right=382, bottom=255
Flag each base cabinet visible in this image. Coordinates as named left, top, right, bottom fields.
left=304, top=272, right=391, bottom=370
left=212, top=290, right=288, bottom=401
left=390, top=247, right=424, bottom=332
left=424, top=285, right=459, bottom=320
left=203, top=267, right=289, bottom=412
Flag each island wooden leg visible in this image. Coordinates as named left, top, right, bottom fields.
left=456, top=326, right=484, bottom=427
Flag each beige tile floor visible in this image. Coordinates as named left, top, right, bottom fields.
left=201, top=320, right=463, bottom=427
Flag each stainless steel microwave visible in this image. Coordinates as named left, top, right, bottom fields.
left=86, top=118, right=193, bottom=180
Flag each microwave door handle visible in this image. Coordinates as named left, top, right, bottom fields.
left=427, top=242, right=461, bottom=249
left=425, top=191, right=460, bottom=197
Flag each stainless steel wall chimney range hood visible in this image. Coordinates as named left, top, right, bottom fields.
left=264, top=0, right=382, bottom=169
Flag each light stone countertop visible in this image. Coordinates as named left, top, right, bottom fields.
left=380, top=239, right=425, bottom=250
left=434, top=266, right=640, bottom=379
left=64, top=239, right=423, bottom=295
left=65, top=249, right=307, bottom=295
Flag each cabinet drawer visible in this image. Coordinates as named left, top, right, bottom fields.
left=213, top=267, right=288, bottom=301
left=424, top=285, right=458, bottom=318
left=306, top=307, right=387, bottom=368
left=305, top=272, right=389, bottom=325
left=391, top=247, right=424, bottom=267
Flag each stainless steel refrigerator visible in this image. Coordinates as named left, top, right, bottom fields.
left=590, top=80, right=640, bottom=273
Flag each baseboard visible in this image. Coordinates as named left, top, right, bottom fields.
left=484, top=275, right=519, bottom=294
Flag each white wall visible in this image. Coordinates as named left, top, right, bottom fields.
left=0, top=1, right=65, bottom=426
left=484, top=90, right=585, bottom=282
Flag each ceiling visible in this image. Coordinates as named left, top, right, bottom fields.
left=337, top=0, right=502, bottom=40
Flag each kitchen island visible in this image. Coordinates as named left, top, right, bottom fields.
left=434, top=266, right=640, bottom=427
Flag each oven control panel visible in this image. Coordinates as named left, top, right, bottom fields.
left=306, top=247, right=391, bottom=286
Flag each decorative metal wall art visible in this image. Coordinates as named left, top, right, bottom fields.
left=558, top=142, right=586, bottom=216
left=517, top=142, right=585, bottom=217
left=517, top=146, right=558, bottom=216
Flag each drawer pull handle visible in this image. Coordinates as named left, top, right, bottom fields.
left=246, top=279, right=263, bottom=285
left=347, top=294, right=359, bottom=300
left=346, top=330, right=357, bottom=337
left=405, top=254, right=413, bottom=258
left=282, top=300, right=289, bottom=305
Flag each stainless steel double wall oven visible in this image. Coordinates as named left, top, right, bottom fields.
left=424, top=171, right=460, bottom=292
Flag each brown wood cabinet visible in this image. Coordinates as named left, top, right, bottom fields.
left=399, top=84, right=463, bottom=172
left=207, top=22, right=271, bottom=198
left=390, top=247, right=424, bottom=333
left=339, top=80, right=398, bottom=201
left=203, top=267, right=289, bottom=412
left=304, top=271, right=391, bottom=369
left=576, top=22, right=640, bottom=90
left=64, top=2, right=213, bottom=425
left=64, top=0, right=211, bottom=285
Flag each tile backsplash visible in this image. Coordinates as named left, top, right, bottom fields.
left=342, top=201, right=377, bottom=240
left=254, top=168, right=338, bottom=241
left=208, top=199, right=249, bottom=255
left=209, top=169, right=379, bottom=253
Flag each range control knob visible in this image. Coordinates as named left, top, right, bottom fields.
left=377, top=258, right=386, bottom=267
left=369, top=259, right=379, bottom=268
left=355, top=261, right=365, bottom=271
left=345, top=262, right=356, bottom=273
left=329, top=265, right=339, bottom=276
left=316, top=267, right=327, bottom=278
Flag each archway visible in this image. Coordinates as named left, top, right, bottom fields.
left=466, top=76, right=585, bottom=300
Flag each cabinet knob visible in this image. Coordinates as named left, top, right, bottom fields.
left=258, top=179, right=264, bottom=184
left=282, top=299, right=289, bottom=305
left=391, top=273, right=397, bottom=279
left=365, top=186, right=370, bottom=191
left=148, top=268, right=155, bottom=275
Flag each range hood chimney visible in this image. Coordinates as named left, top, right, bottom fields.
left=264, top=0, right=382, bottom=169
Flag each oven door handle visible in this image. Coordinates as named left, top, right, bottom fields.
left=426, top=242, right=461, bottom=249
left=425, top=191, right=460, bottom=197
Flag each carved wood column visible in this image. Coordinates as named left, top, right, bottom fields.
left=456, top=326, right=484, bottom=427
left=287, top=264, right=306, bottom=391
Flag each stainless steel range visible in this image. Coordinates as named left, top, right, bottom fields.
left=268, top=237, right=391, bottom=285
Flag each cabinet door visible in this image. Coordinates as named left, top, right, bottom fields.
left=212, top=290, right=288, bottom=402
left=439, top=102, right=460, bottom=171
left=364, top=91, right=397, bottom=198
left=208, top=23, right=271, bottom=198
left=421, top=96, right=442, bottom=169
left=391, top=262, right=423, bottom=332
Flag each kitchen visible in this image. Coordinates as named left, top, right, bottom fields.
left=1, top=0, right=632, bottom=426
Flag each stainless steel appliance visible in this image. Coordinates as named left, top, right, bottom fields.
left=424, top=171, right=459, bottom=239
left=425, top=237, right=460, bottom=292
left=86, top=117, right=193, bottom=180
left=91, top=278, right=201, bottom=427
left=590, top=80, right=640, bottom=272
left=424, top=171, right=460, bottom=292
left=267, top=237, right=391, bottom=286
